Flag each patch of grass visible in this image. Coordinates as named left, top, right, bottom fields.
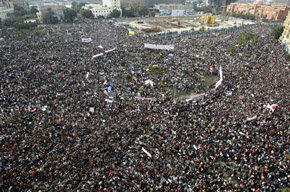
left=125, top=75, right=131, bottom=82
left=147, top=64, right=163, bottom=74
left=201, top=48, right=209, bottom=53
left=195, top=83, right=201, bottom=88
left=243, top=63, right=249, bottom=67
left=183, top=70, right=190, bottom=75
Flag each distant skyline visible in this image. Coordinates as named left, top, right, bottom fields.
left=21, top=0, right=290, bottom=6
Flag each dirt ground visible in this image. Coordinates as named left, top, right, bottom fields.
left=117, top=16, right=256, bottom=35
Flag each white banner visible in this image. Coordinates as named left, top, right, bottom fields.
left=214, top=66, right=223, bottom=90
left=144, top=43, right=174, bottom=50
left=105, top=48, right=116, bottom=53
left=82, top=38, right=92, bottom=43
left=142, top=147, right=152, bottom=158
left=92, top=53, right=104, bottom=58
left=185, top=93, right=206, bottom=102
left=135, top=97, right=153, bottom=100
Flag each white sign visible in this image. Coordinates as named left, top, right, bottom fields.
left=92, top=53, right=104, bottom=58
left=82, top=38, right=92, bottom=43
left=144, top=43, right=174, bottom=50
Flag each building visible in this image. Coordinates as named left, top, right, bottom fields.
left=266, top=0, right=290, bottom=6
left=0, top=6, right=13, bottom=20
left=280, top=10, right=290, bottom=53
left=0, top=0, right=28, bottom=21
left=0, top=0, right=28, bottom=9
left=154, top=4, right=195, bottom=16
left=154, top=4, right=186, bottom=10
left=227, top=2, right=290, bottom=20
left=37, top=2, right=66, bottom=23
left=206, top=0, right=237, bottom=7
left=84, top=0, right=121, bottom=18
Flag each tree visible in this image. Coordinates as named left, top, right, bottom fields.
left=30, top=6, right=39, bottom=16
left=273, top=26, right=284, bottom=40
left=130, top=0, right=149, bottom=17
left=42, top=8, right=59, bottom=24
left=13, top=5, right=27, bottom=17
left=122, top=8, right=135, bottom=17
left=149, top=11, right=155, bottom=17
left=110, top=9, right=121, bottom=18
left=97, top=15, right=105, bottom=19
left=72, top=1, right=77, bottom=10
left=63, top=8, right=77, bottom=23
left=80, top=8, right=94, bottom=19
left=76, top=3, right=86, bottom=13
left=14, top=22, right=37, bottom=30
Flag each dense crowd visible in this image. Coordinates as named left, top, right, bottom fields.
left=1, top=18, right=289, bottom=191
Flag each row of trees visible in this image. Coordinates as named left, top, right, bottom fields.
left=122, top=0, right=149, bottom=17
left=231, top=12, right=256, bottom=20
left=1, top=5, right=39, bottom=28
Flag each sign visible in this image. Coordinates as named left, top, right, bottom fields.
left=144, top=43, right=174, bottom=50
left=82, top=38, right=92, bottom=43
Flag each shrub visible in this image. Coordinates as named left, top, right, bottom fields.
left=125, top=75, right=131, bottom=81
left=14, top=22, right=37, bottom=30
left=273, top=26, right=284, bottom=40
left=80, top=8, right=94, bottom=19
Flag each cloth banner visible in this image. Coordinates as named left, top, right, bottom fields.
left=82, top=38, right=92, bottom=43
left=92, top=53, right=104, bottom=58
left=105, top=48, right=116, bottom=53
left=224, top=35, right=232, bottom=39
left=214, top=66, right=223, bottom=90
left=142, top=147, right=152, bottom=158
left=135, top=97, right=153, bottom=100
left=105, top=99, right=113, bottom=103
left=144, top=43, right=174, bottom=50
left=185, top=93, right=206, bottom=102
